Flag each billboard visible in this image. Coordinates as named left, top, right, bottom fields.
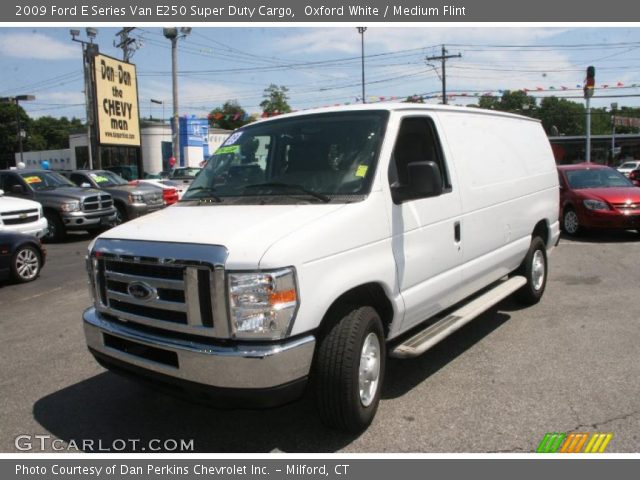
left=93, top=54, right=141, bottom=146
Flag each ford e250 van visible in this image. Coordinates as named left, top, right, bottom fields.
left=83, top=104, right=560, bottom=432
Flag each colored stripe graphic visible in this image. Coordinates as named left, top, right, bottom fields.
left=536, top=433, right=566, bottom=453
left=560, top=433, right=589, bottom=453
left=584, top=433, right=613, bottom=453
left=539, top=432, right=613, bottom=453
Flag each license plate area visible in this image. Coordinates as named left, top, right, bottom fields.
left=103, top=333, right=179, bottom=368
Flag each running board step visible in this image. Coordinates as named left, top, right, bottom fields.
left=390, top=275, right=527, bottom=359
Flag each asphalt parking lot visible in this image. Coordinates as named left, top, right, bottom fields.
left=1, top=231, right=639, bottom=453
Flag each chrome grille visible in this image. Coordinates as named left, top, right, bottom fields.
left=612, top=202, right=640, bottom=210
left=83, top=194, right=113, bottom=211
left=143, top=191, right=163, bottom=206
left=1, top=208, right=39, bottom=225
left=89, top=239, right=229, bottom=338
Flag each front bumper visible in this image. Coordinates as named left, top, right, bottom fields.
left=579, top=208, right=640, bottom=230
left=83, top=308, right=315, bottom=404
left=127, top=202, right=164, bottom=219
left=0, top=216, right=48, bottom=238
left=63, top=209, right=117, bottom=230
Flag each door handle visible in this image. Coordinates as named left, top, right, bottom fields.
left=454, top=221, right=461, bottom=243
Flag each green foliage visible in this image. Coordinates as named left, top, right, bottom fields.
left=259, top=84, right=291, bottom=115
left=208, top=100, right=251, bottom=130
left=535, top=96, right=585, bottom=136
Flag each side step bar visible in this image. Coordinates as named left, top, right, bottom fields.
left=390, top=276, right=527, bottom=359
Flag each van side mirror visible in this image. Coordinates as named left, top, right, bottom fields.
left=10, top=184, right=25, bottom=195
left=391, top=161, right=443, bottom=203
left=407, top=161, right=443, bottom=197
left=0, top=189, right=4, bottom=196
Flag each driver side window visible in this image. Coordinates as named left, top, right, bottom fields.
left=389, top=117, right=451, bottom=193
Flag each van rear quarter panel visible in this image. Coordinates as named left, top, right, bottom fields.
left=436, top=111, right=559, bottom=293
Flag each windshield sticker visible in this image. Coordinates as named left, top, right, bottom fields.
left=222, top=132, right=243, bottom=146
left=355, top=165, right=369, bottom=178
left=89, top=174, right=109, bottom=183
left=215, top=145, right=240, bottom=155
left=24, top=176, right=42, bottom=184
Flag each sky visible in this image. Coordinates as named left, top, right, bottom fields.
left=1, top=26, right=640, bottom=121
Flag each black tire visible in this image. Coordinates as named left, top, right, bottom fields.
left=514, top=236, right=548, bottom=305
left=313, top=305, right=386, bottom=433
left=43, top=211, right=65, bottom=243
left=114, top=204, right=128, bottom=225
left=11, top=245, right=42, bottom=283
left=562, top=207, right=581, bottom=236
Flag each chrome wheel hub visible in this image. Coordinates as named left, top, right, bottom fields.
left=532, top=250, right=545, bottom=291
left=359, top=332, right=381, bottom=407
left=16, top=249, right=39, bottom=280
left=564, top=211, right=579, bottom=234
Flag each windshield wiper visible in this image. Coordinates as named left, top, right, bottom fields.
left=182, top=186, right=222, bottom=202
left=244, top=182, right=330, bottom=203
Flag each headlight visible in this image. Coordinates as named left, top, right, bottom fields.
left=228, top=268, right=298, bottom=340
left=60, top=201, right=80, bottom=212
left=129, top=193, right=145, bottom=204
left=583, top=199, right=610, bottom=211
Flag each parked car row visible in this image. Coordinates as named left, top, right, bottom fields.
left=559, top=163, right=640, bottom=235
left=0, top=188, right=48, bottom=283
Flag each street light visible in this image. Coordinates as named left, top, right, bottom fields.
left=611, top=102, right=618, bottom=165
left=150, top=98, right=164, bottom=122
left=357, top=27, right=367, bottom=104
left=164, top=27, right=191, bottom=167
left=1, top=95, right=36, bottom=165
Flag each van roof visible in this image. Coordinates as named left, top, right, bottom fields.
left=256, top=102, right=541, bottom=125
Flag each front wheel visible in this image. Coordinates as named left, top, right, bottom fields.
left=514, top=236, right=548, bottom=305
left=11, top=245, right=42, bottom=283
left=313, top=305, right=386, bottom=433
left=44, top=212, right=65, bottom=243
left=563, top=208, right=581, bottom=236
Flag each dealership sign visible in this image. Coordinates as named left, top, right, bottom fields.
left=93, top=54, right=141, bottom=146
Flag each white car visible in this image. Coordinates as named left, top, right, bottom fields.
left=0, top=189, right=48, bottom=238
left=83, top=104, right=559, bottom=432
left=616, top=160, right=640, bottom=177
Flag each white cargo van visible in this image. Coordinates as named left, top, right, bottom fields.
left=83, top=104, right=560, bottom=432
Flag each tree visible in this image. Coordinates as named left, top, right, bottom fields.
left=31, top=116, right=83, bottom=150
left=404, top=95, right=424, bottom=103
left=0, top=102, right=30, bottom=168
left=478, top=90, right=536, bottom=114
left=260, top=84, right=291, bottom=116
left=208, top=100, right=251, bottom=130
left=535, top=96, right=585, bottom=136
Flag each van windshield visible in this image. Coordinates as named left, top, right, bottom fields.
left=182, top=111, right=389, bottom=204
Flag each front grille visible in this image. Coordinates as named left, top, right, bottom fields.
left=94, top=253, right=220, bottom=336
left=83, top=194, right=113, bottom=211
left=143, top=191, right=163, bottom=206
left=1, top=208, right=39, bottom=225
left=612, top=202, right=640, bottom=211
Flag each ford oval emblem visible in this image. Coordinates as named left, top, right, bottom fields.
left=127, top=282, right=156, bottom=301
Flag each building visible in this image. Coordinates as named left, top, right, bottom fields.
left=14, top=121, right=231, bottom=176
left=548, top=133, right=640, bottom=166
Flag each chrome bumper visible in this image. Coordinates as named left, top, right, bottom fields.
left=83, top=307, right=316, bottom=389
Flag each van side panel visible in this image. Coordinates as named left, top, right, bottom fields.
left=435, top=112, right=559, bottom=296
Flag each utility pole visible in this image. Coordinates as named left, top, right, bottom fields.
left=115, top=27, right=138, bottom=62
left=71, top=28, right=99, bottom=169
left=163, top=27, right=191, bottom=167
left=426, top=45, right=461, bottom=105
left=584, top=66, right=596, bottom=163
left=357, top=27, right=367, bottom=104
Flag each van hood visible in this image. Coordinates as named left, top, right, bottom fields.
left=0, top=195, right=41, bottom=213
left=98, top=203, right=347, bottom=268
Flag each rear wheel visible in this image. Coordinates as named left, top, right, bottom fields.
left=562, top=208, right=581, bottom=236
left=44, top=212, right=65, bottom=243
left=11, top=245, right=41, bottom=283
left=514, top=236, right=548, bottom=305
left=313, top=305, right=386, bottom=433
